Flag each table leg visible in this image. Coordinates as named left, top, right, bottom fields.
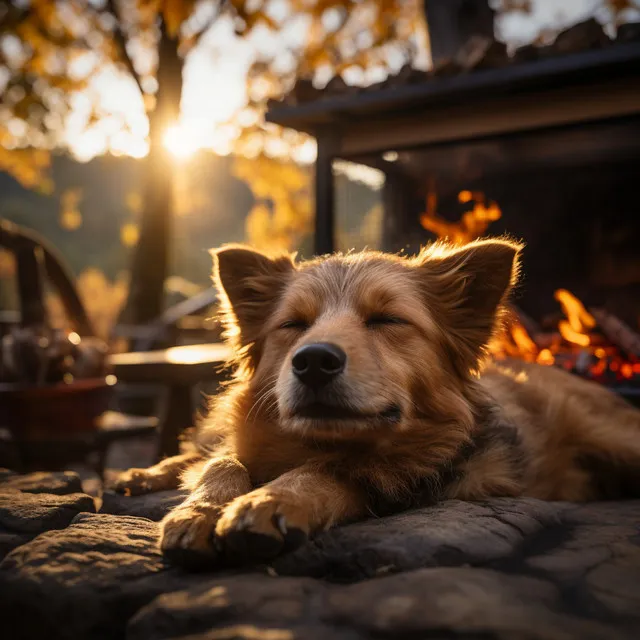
left=156, top=385, right=193, bottom=461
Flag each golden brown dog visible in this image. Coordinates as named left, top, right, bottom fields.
left=114, top=238, right=640, bottom=567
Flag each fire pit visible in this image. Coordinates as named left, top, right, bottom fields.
left=418, top=189, right=640, bottom=406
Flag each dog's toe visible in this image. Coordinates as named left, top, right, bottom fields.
left=160, top=503, right=221, bottom=568
left=215, top=494, right=309, bottom=565
left=111, top=468, right=157, bottom=496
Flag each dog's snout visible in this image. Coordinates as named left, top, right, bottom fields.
left=292, top=342, right=346, bottom=389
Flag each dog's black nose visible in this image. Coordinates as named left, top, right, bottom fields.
left=292, top=342, right=346, bottom=389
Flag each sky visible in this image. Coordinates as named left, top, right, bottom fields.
left=52, top=0, right=639, bottom=164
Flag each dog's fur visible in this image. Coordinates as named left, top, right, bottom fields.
left=114, top=239, right=640, bottom=567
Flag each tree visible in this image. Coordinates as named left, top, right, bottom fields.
left=1, top=0, right=427, bottom=325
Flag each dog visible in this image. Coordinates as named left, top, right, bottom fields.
left=114, top=238, right=640, bottom=568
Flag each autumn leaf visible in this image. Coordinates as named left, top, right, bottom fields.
left=236, top=154, right=313, bottom=252
left=59, top=187, right=84, bottom=230
left=121, top=222, right=141, bottom=247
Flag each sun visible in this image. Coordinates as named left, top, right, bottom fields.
left=163, top=123, right=200, bottom=160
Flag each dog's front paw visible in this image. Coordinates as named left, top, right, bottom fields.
left=160, top=502, right=222, bottom=569
left=111, top=468, right=164, bottom=496
left=215, top=490, right=309, bottom=565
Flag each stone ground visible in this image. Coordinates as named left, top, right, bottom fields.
left=1, top=469, right=640, bottom=640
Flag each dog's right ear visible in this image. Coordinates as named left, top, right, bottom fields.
left=211, top=244, right=295, bottom=349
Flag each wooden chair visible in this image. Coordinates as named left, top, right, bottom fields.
left=0, top=219, right=157, bottom=476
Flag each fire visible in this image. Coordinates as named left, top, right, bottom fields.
left=554, top=289, right=596, bottom=347
left=511, top=322, right=538, bottom=357
left=420, top=190, right=502, bottom=244
left=420, top=187, right=639, bottom=387
left=494, top=290, right=640, bottom=386
left=537, top=349, right=555, bottom=366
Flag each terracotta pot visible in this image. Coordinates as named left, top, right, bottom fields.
left=0, top=377, right=116, bottom=440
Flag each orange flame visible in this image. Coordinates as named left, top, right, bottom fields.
left=537, top=348, right=555, bottom=366
left=420, top=190, right=638, bottom=384
left=420, top=190, right=502, bottom=244
left=554, top=289, right=596, bottom=347
left=510, top=322, right=538, bottom=360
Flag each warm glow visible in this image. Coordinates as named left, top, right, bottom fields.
left=558, top=320, right=591, bottom=347
left=165, top=344, right=231, bottom=364
left=120, top=223, right=140, bottom=247
left=163, top=124, right=200, bottom=160
left=537, top=349, right=555, bottom=366
left=511, top=323, right=538, bottom=357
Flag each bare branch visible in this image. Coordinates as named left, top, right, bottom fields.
left=104, top=0, right=145, bottom=96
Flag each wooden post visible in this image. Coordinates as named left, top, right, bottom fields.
left=424, top=0, right=495, bottom=66
left=314, top=128, right=338, bottom=255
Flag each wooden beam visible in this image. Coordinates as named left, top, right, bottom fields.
left=340, top=76, right=640, bottom=156
left=266, top=44, right=640, bottom=136
left=314, top=128, right=338, bottom=255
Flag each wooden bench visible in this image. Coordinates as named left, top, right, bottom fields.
left=107, top=343, right=232, bottom=460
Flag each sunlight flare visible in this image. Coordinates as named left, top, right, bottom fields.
left=163, top=123, right=200, bottom=160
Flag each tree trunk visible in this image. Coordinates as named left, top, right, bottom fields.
left=120, top=22, right=182, bottom=327
left=423, top=0, right=495, bottom=66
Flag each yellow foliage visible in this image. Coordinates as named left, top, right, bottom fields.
left=46, top=268, right=129, bottom=339
left=0, top=146, right=52, bottom=192
left=249, top=0, right=427, bottom=100
left=121, top=223, right=141, bottom=247
left=234, top=154, right=313, bottom=253
left=59, top=188, right=84, bottom=230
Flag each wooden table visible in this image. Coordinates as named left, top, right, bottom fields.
left=107, top=343, right=232, bottom=460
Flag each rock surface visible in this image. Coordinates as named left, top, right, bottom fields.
left=0, top=469, right=83, bottom=495
left=101, top=489, right=188, bottom=521
left=1, top=473, right=640, bottom=640
left=0, top=470, right=95, bottom=559
left=0, top=491, right=95, bottom=534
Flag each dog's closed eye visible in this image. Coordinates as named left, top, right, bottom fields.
left=365, top=314, right=409, bottom=328
left=279, top=319, right=310, bottom=331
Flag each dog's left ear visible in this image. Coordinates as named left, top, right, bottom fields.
left=416, top=238, right=522, bottom=369
left=212, top=244, right=295, bottom=349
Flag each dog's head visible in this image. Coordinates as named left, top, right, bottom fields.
left=213, top=239, right=520, bottom=439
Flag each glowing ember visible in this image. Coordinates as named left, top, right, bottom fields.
left=496, top=293, right=640, bottom=387
left=537, top=348, right=555, bottom=366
